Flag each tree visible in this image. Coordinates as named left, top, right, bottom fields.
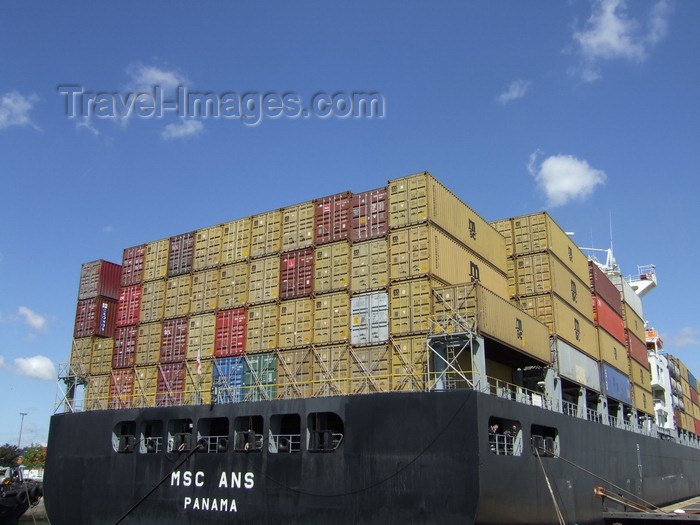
left=0, top=443, right=20, bottom=467
left=21, top=443, right=46, bottom=469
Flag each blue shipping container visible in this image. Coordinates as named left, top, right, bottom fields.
left=600, top=363, right=632, bottom=404
left=213, top=356, right=245, bottom=403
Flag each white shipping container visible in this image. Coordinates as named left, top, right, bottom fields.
left=351, top=292, right=389, bottom=346
left=609, top=273, right=644, bottom=320
left=555, top=337, right=601, bottom=392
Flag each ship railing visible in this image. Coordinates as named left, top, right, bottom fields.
left=142, top=436, right=163, bottom=454
left=586, top=407, right=602, bottom=423
left=563, top=400, right=577, bottom=417
left=269, top=433, right=301, bottom=453
left=197, top=435, right=230, bottom=453
left=489, top=432, right=516, bottom=456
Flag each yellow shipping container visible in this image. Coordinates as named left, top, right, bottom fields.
left=218, top=262, right=249, bottom=309
left=184, top=358, right=213, bottom=404
left=632, top=384, right=654, bottom=416
left=250, top=209, right=282, bottom=258
left=281, top=201, right=315, bottom=252
left=70, top=337, right=93, bottom=375
left=221, top=217, right=251, bottom=263
left=622, top=302, right=646, bottom=344
left=190, top=269, right=220, bottom=314
left=389, top=224, right=508, bottom=298
left=493, top=213, right=590, bottom=286
left=629, top=358, right=652, bottom=389
left=682, top=377, right=691, bottom=399
left=313, top=291, right=350, bottom=345
left=389, top=277, right=442, bottom=336
left=390, top=336, right=428, bottom=392
left=279, top=297, right=314, bottom=348
left=164, top=274, right=192, bottom=318
left=350, top=238, right=389, bottom=292
left=193, top=225, right=222, bottom=271
left=517, top=293, right=598, bottom=360
left=133, top=365, right=159, bottom=407
left=315, top=241, right=350, bottom=293
left=136, top=322, right=161, bottom=366
left=311, top=344, right=350, bottom=396
left=247, top=303, right=279, bottom=352
left=597, top=327, right=627, bottom=373
left=91, top=338, right=114, bottom=375
left=140, top=279, right=165, bottom=323
left=508, top=252, right=595, bottom=321
left=387, top=172, right=507, bottom=273
left=349, top=344, right=390, bottom=393
left=276, top=347, right=314, bottom=399
left=85, top=374, right=110, bottom=411
left=143, top=238, right=170, bottom=282
left=187, top=313, right=216, bottom=361
left=248, top=256, right=280, bottom=304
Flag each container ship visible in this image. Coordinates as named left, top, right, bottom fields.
left=44, top=172, right=700, bottom=524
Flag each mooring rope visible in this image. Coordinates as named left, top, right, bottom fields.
left=535, top=448, right=566, bottom=525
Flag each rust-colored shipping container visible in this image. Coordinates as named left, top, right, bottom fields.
left=279, top=297, right=314, bottom=348
left=280, top=248, right=314, bottom=299
left=143, top=238, right=169, bottom=282
left=190, top=269, right=220, bottom=314
left=108, top=368, right=134, bottom=409
left=116, top=284, right=142, bottom=327
left=74, top=297, right=118, bottom=338
left=314, top=191, right=352, bottom=245
left=187, top=313, right=216, bottom=361
left=388, top=172, right=507, bottom=273
left=313, top=291, right=350, bottom=345
left=350, top=238, right=389, bottom=292
left=220, top=217, right=251, bottom=263
left=121, top=245, right=145, bottom=287
left=156, top=362, right=186, bottom=406
left=91, top=338, right=114, bottom=375
left=247, top=303, right=279, bottom=352
left=281, top=201, right=315, bottom=252
left=626, top=330, right=650, bottom=370
left=314, top=241, right=350, bottom=293
left=588, top=262, right=622, bottom=316
left=691, top=387, right=699, bottom=406
left=160, top=318, right=189, bottom=363
left=597, top=327, right=627, bottom=373
left=350, top=188, right=388, bottom=241
left=592, top=295, right=626, bottom=345
left=251, top=209, right=282, bottom=258
left=193, top=225, right=222, bottom=271
left=390, top=277, right=444, bottom=336
left=248, top=256, right=280, bottom=304
left=136, top=322, right=161, bottom=366
left=215, top=308, right=247, bottom=357
left=218, top=262, right=249, bottom=309
left=139, top=279, right=165, bottom=323
left=168, top=232, right=195, bottom=277
left=113, top=326, right=137, bottom=368
left=78, top=260, right=122, bottom=300
left=164, top=274, right=191, bottom=319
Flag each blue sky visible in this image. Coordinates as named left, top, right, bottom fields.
left=1, top=0, right=699, bottom=446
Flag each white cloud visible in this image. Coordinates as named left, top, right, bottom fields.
left=572, top=0, right=671, bottom=81
left=102, top=225, right=115, bottom=233
left=528, top=150, right=606, bottom=207
left=18, top=306, right=48, bottom=333
left=0, top=355, right=5, bottom=368
left=14, top=355, right=56, bottom=381
left=670, top=327, right=700, bottom=348
left=497, top=79, right=531, bottom=105
left=126, top=63, right=188, bottom=92
left=0, top=91, right=41, bottom=131
left=162, top=119, right=204, bottom=139
left=76, top=117, right=100, bottom=136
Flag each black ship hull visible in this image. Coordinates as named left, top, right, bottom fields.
left=44, top=390, right=700, bottom=525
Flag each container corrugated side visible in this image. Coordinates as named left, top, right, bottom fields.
left=187, top=313, right=216, bottom=361
left=350, top=291, right=389, bottom=346
left=279, top=297, right=314, bottom=348
left=190, top=269, right=220, bottom=314
left=592, top=295, right=625, bottom=345
left=143, top=238, right=169, bottom=282
left=389, top=223, right=508, bottom=298
left=243, top=353, right=276, bottom=401
left=597, top=327, right=627, bottom=373
left=184, top=358, right=213, bottom=405
left=250, top=209, right=282, bottom=257
left=629, top=358, right=652, bottom=389
left=213, top=356, right=245, bottom=403
left=387, top=172, right=507, bottom=273
left=136, top=322, right=161, bottom=365
left=139, top=279, right=165, bottom=323
left=116, top=284, right=142, bottom=327
left=609, top=272, right=644, bottom=320
left=313, top=291, right=350, bottom=345
left=160, top=318, right=189, bottom=363
left=133, top=365, right=158, bottom=407
left=626, top=330, right=649, bottom=370
left=517, top=293, right=599, bottom=359
left=277, top=347, right=314, bottom=398
left=314, top=241, right=350, bottom=293
left=246, top=303, right=279, bottom=352
left=557, top=337, right=601, bottom=392
left=215, top=308, right=246, bottom=357
left=221, top=217, right=251, bottom=263
left=74, top=297, right=118, bottom=338
left=164, top=275, right=192, bottom=319
left=156, top=362, right=186, bottom=406
left=632, top=384, right=653, bottom=415
left=85, top=374, right=110, bottom=411
left=121, top=245, right=145, bottom=287
left=314, top=191, right=352, bottom=245
left=349, top=344, right=390, bottom=393
left=193, top=225, right=222, bottom=271
left=390, top=335, right=428, bottom=391
left=113, top=326, right=137, bottom=368
left=621, top=302, right=645, bottom=344
left=600, top=361, right=631, bottom=403
left=70, top=337, right=93, bottom=375
left=350, top=238, right=388, bottom=292
left=218, top=262, right=249, bottom=309
left=280, top=248, right=314, bottom=299
left=168, top=232, right=195, bottom=277
left=78, top=260, right=122, bottom=300
left=389, top=277, right=444, bottom=336
left=90, top=338, right=114, bottom=375
left=108, top=368, right=134, bottom=409
left=350, top=187, right=388, bottom=241
left=311, top=344, right=350, bottom=396
left=588, top=262, right=622, bottom=315
left=281, top=201, right=314, bottom=252
left=248, top=256, right=280, bottom=304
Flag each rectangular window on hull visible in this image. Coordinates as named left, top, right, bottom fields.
left=307, top=412, right=344, bottom=452
left=140, top=420, right=163, bottom=454
left=168, top=418, right=194, bottom=452
left=234, top=415, right=264, bottom=452
left=531, top=424, right=558, bottom=457
left=269, top=413, right=301, bottom=453
left=197, top=417, right=230, bottom=453
left=488, top=417, right=522, bottom=456
left=113, top=421, right=136, bottom=453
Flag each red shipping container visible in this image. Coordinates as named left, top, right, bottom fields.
left=160, top=318, right=189, bottom=363
left=117, top=284, right=142, bottom=327
left=314, top=191, right=352, bottom=245
left=592, top=294, right=625, bottom=345
left=280, top=248, right=314, bottom=299
left=156, top=362, right=186, bottom=406
left=626, top=329, right=650, bottom=370
left=168, top=232, right=195, bottom=277
left=121, top=245, right=146, bottom=286
left=695, top=419, right=700, bottom=437
left=113, top=326, right=138, bottom=368
left=215, top=308, right=247, bottom=357
left=588, top=262, right=622, bottom=316
left=78, top=260, right=122, bottom=300
left=351, top=188, right=388, bottom=241
left=74, top=297, right=118, bottom=338
left=108, top=368, right=134, bottom=409
left=691, top=387, right=698, bottom=406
